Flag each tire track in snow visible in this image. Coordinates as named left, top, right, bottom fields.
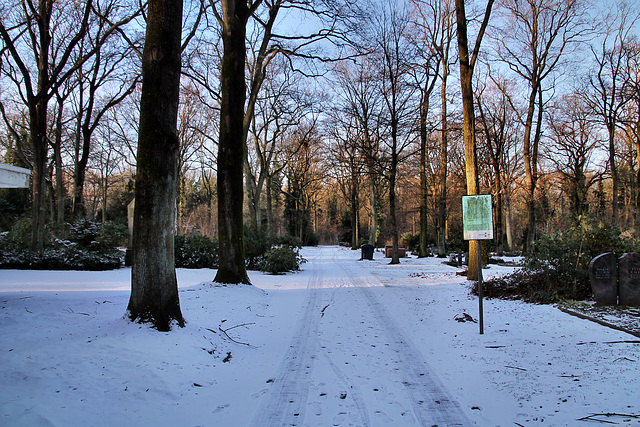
left=338, top=260, right=474, bottom=427
left=250, top=251, right=324, bottom=427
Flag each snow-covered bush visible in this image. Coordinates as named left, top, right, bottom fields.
left=0, top=219, right=124, bottom=270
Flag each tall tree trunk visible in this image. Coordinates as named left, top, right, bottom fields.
left=437, top=71, right=448, bottom=257
left=101, top=177, right=108, bottom=223
left=29, top=0, right=53, bottom=251
left=526, top=85, right=545, bottom=250
left=369, top=173, right=378, bottom=246
left=494, top=180, right=503, bottom=255
left=128, top=0, right=185, bottom=331
left=266, top=173, right=273, bottom=235
left=215, top=0, right=252, bottom=284
left=505, top=195, right=513, bottom=250
left=389, top=147, right=400, bottom=265
left=455, top=0, right=493, bottom=281
left=351, top=175, right=359, bottom=250
left=419, top=94, right=429, bottom=257
left=54, top=95, right=65, bottom=225
left=72, top=72, right=87, bottom=219
left=244, top=154, right=258, bottom=230
left=366, top=129, right=378, bottom=246
left=608, top=122, right=619, bottom=226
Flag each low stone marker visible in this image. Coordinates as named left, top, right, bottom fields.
left=589, top=252, right=617, bottom=305
left=618, top=253, right=640, bottom=306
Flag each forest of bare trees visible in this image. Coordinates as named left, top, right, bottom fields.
left=2, top=0, right=640, bottom=269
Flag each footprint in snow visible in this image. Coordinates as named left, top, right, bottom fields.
left=332, top=411, right=347, bottom=425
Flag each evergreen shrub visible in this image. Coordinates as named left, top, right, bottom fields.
left=260, top=245, right=305, bottom=274
left=0, top=219, right=124, bottom=270
left=477, top=220, right=639, bottom=303
left=174, top=234, right=219, bottom=268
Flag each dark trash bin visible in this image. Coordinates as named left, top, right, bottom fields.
left=361, top=244, right=374, bottom=260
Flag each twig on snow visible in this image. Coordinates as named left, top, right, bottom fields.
left=505, top=365, right=527, bottom=371
left=577, top=340, right=640, bottom=345
left=613, top=357, right=636, bottom=363
left=218, top=323, right=256, bottom=348
left=577, top=413, right=640, bottom=423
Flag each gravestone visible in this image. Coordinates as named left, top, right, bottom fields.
left=618, top=253, right=640, bottom=306
left=589, top=253, right=617, bottom=305
left=361, top=244, right=374, bottom=260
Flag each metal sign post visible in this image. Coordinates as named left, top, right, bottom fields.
left=462, top=195, right=493, bottom=335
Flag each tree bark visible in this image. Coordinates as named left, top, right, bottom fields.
left=53, top=94, right=65, bottom=225
left=419, top=93, right=429, bottom=257
left=389, top=150, right=400, bottom=265
left=128, top=0, right=185, bottom=331
left=369, top=171, right=378, bottom=247
left=215, top=0, right=253, bottom=284
left=437, top=68, right=449, bottom=257
left=28, top=0, right=54, bottom=251
left=455, top=0, right=493, bottom=280
left=351, top=172, right=359, bottom=250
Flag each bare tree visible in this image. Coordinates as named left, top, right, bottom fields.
left=375, top=1, right=417, bottom=264
left=545, top=93, right=602, bottom=223
left=621, top=39, right=640, bottom=224
left=454, top=0, right=493, bottom=280
left=475, top=75, right=524, bottom=253
left=128, top=0, right=185, bottom=331
left=583, top=0, right=639, bottom=226
left=328, top=113, right=364, bottom=249
left=409, top=0, right=450, bottom=257
left=332, top=56, right=383, bottom=247
left=70, top=9, right=142, bottom=219
left=245, top=60, right=313, bottom=232
left=209, top=0, right=355, bottom=282
left=283, top=121, right=326, bottom=243
left=492, top=0, right=588, bottom=252
left=0, top=0, right=138, bottom=250
left=210, top=0, right=259, bottom=284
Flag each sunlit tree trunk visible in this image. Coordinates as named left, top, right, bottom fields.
left=437, top=70, right=448, bottom=257
left=455, top=0, right=493, bottom=280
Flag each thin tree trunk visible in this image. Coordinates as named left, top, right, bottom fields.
left=266, top=173, right=273, bottom=235
left=608, top=122, right=619, bottom=226
left=369, top=173, right=378, bottom=246
left=419, top=94, right=429, bottom=257
left=351, top=176, right=359, bottom=250
left=505, top=195, right=513, bottom=250
left=128, top=0, right=185, bottom=331
left=367, top=129, right=378, bottom=246
left=54, top=95, right=65, bottom=225
left=437, top=73, right=448, bottom=257
left=389, top=148, right=400, bottom=265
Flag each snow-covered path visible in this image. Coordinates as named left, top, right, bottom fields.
left=253, top=246, right=470, bottom=426
left=1, top=245, right=638, bottom=426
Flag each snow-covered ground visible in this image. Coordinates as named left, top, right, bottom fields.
left=1, top=245, right=638, bottom=426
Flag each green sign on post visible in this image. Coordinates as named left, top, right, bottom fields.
left=462, top=194, right=493, bottom=240
left=462, top=194, right=493, bottom=335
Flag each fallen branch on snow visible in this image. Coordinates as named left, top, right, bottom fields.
left=218, top=323, right=256, bottom=348
left=577, top=413, right=640, bottom=423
